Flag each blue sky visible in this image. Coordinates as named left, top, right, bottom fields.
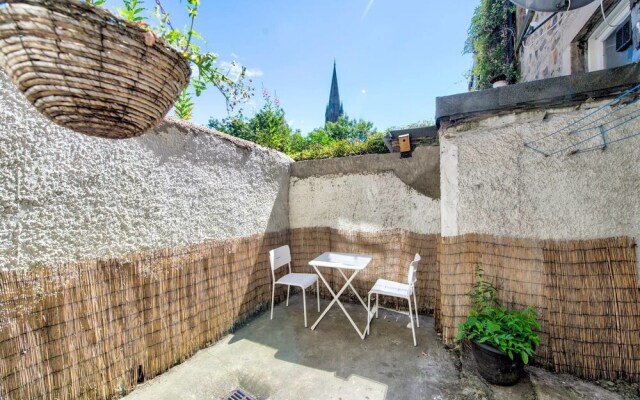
left=104, top=1, right=477, bottom=132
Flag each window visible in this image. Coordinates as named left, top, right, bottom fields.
left=587, top=1, right=633, bottom=71
left=603, top=17, right=634, bottom=68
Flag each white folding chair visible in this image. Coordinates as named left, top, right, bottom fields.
left=366, top=254, right=421, bottom=346
left=269, top=245, right=320, bottom=327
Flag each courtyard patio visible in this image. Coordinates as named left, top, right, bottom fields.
left=122, top=297, right=626, bottom=400
left=1, top=1, right=639, bottom=395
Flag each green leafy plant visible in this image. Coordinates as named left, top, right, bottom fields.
left=116, top=0, right=145, bottom=22
left=208, top=91, right=389, bottom=160
left=465, top=0, right=519, bottom=89
left=82, top=0, right=253, bottom=120
left=173, top=90, right=194, bottom=120
left=456, top=266, right=540, bottom=364
left=289, top=133, right=387, bottom=161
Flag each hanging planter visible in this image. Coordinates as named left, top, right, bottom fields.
left=0, top=0, right=191, bottom=138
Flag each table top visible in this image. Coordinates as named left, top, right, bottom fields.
left=308, top=252, right=372, bottom=270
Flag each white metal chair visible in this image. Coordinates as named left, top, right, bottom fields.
left=269, top=245, right=320, bottom=327
left=366, top=254, right=421, bottom=346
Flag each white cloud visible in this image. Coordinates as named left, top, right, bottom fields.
left=245, top=68, right=264, bottom=78
left=231, top=53, right=239, bottom=59
left=361, top=89, right=367, bottom=94
left=362, top=0, right=375, bottom=20
left=219, top=61, right=264, bottom=82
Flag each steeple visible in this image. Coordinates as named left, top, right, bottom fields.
left=325, top=61, right=344, bottom=123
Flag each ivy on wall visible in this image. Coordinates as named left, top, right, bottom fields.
left=465, top=0, right=519, bottom=89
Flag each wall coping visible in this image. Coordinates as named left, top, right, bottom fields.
left=436, top=63, right=640, bottom=126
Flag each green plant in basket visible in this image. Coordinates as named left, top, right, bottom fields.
left=84, top=0, right=253, bottom=120
left=456, top=266, right=540, bottom=364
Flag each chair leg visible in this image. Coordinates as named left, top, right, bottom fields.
left=413, top=292, right=420, bottom=328
left=303, top=287, right=307, bottom=328
left=367, top=292, right=372, bottom=336
left=376, top=294, right=379, bottom=318
left=408, top=297, right=417, bottom=346
left=316, top=280, right=320, bottom=312
left=286, top=285, right=290, bottom=306
left=270, top=283, right=275, bottom=320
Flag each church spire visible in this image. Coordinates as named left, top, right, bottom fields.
left=325, top=61, right=344, bottom=123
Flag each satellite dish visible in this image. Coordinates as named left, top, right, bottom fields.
left=510, top=0, right=597, bottom=11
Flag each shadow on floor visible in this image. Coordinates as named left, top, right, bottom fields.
left=123, top=295, right=628, bottom=400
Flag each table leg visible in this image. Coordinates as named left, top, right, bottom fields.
left=337, top=268, right=368, bottom=310
left=311, top=267, right=367, bottom=339
left=310, top=265, right=346, bottom=329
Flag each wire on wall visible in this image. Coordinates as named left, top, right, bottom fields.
left=524, top=83, right=640, bottom=156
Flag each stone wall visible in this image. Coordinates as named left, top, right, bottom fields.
left=518, top=3, right=599, bottom=82
left=0, top=72, right=291, bottom=269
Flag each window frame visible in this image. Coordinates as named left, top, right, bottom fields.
left=587, top=0, right=632, bottom=71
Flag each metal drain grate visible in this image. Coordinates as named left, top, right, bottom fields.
left=224, top=388, right=257, bottom=400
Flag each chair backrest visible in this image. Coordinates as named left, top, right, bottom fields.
left=407, top=253, right=421, bottom=287
left=269, top=245, right=291, bottom=274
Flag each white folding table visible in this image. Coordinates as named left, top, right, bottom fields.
left=308, top=252, right=373, bottom=339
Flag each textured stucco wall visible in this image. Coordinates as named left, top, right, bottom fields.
left=289, top=172, right=440, bottom=235
left=0, top=72, right=291, bottom=269
left=519, top=3, right=599, bottom=82
left=291, top=146, right=441, bottom=199
left=440, top=103, right=640, bottom=245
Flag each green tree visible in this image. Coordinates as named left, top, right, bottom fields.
left=208, top=113, right=253, bottom=141
left=325, top=115, right=374, bottom=141
left=290, top=132, right=308, bottom=153
left=306, top=127, right=333, bottom=146
left=251, top=95, right=292, bottom=152
left=209, top=90, right=295, bottom=153
left=208, top=93, right=389, bottom=160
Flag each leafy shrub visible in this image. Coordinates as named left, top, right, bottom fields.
left=456, top=267, right=540, bottom=364
left=466, top=0, right=519, bottom=89
left=290, top=132, right=388, bottom=161
left=210, top=100, right=390, bottom=161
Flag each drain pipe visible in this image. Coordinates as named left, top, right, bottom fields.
left=515, top=10, right=559, bottom=51
left=515, top=9, right=536, bottom=51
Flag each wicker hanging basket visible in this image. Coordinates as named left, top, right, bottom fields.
left=0, top=0, right=191, bottom=139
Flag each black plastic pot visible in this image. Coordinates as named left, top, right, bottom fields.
left=471, top=340, right=524, bottom=386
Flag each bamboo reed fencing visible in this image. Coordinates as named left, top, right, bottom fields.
left=289, top=228, right=439, bottom=313
left=438, top=234, right=640, bottom=382
left=2, top=228, right=638, bottom=399
left=0, top=231, right=288, bottom=399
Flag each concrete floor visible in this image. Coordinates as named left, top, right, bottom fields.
left=123, top=296, right=628, bottom=400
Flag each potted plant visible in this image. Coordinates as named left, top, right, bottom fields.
left=456, top=267, right=540, bottom=385
left=490, top=74, right=509, bottom=88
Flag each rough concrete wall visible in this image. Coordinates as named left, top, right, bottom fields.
left=290, top=172, right=440, bottom=234
left=291, top=146, right=440, bottom=198
left=439, top=104, right=640, bottom=246
left=289, top=150, right=441, bottom=235
left=0, top=72, right=292, bottom=269
left=519, top=3, right=599, bottom=82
